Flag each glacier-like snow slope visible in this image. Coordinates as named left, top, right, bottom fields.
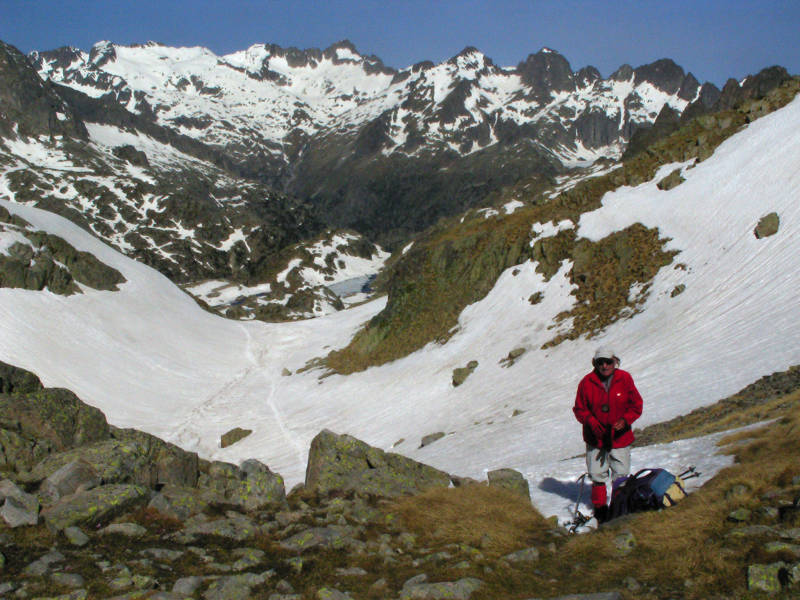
left=2, top=96, right=800, bottom=523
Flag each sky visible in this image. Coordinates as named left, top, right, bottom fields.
left=1, top=0, right=799, bottom=88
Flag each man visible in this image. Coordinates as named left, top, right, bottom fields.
left=573, top=346, right=643, bottom=524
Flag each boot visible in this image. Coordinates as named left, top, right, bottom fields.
left=591, top=483, right=608, bottom=524
left=593, top=504, right=610, bottom=524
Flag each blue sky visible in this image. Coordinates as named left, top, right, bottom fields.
left=2, top=0, right=798, bottom=87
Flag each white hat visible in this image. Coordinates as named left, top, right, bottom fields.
left=594, top=346, right=618, bottom=361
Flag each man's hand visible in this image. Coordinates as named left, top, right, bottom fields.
left=612, top=418, right=627, bottom=432
left=589, top=418, right=605, bottom=440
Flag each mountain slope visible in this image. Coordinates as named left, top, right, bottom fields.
left=2, top=89, right=799, bottom=530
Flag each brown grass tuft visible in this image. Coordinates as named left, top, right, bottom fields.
left=388, top=483, right=552, bottom=557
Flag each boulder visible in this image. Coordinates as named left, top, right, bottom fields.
left=171, top=513, right=258, bottom=544
left=221, top=427, right=253, bottom=448
left=487, top=468, right=531, bottom=500
left=279, top=525, right=360, bottom=553
left=452, top=360, right=478, bottom=387
left=754, top=212, right=780, bottom=239
left=305, top=430, right=450, bottom=497
left=39, top=459, right=101, bottom=503
left=419, top=432, right=445, bottom=448
left=0, top=478, right=39, bottom=527
left=399, top=576, right=483, bottom=600
left=747, top=562, right=789, bottom=594
left=198, top=459, right=285, bottom=511
left=41, top=483, right=149, bottom=532
left=656, top=168, right=685, bottom=190
left=0, top=367, right=109, bottom=472
left=202, top=572, right=273, bottom=600
left=148, top=485, right=210, bottom=520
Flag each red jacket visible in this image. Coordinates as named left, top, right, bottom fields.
left=573, top=368, right=643, bottom=449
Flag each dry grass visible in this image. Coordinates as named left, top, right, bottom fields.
left=543, top=407, right=800, bottom=599
left=388, top=483, right=553, bottom=557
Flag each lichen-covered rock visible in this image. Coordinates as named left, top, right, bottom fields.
left=487, top=468, right=530, bottom=501
left=747, top=562, right=789, bottom=593
left=399, top=576, right=483, bottom=600
left=39, top=459, right=101, bottom=504
left=198, top=459, right=285, bottom=511
left=41, top=483, right=149, bottom=532
left=110, top=427, right=200, bottom=488
left=171, top=513, right=258, bottom=543
left=0, top=478, right=39, bottom=526
left=100, top=522, right=148, bottom=538
left=0, top=363, right=109, bottom=472
left=148, top=485, right=210, bottom=520
left=202, top=571, right=273, bottom=600
left=754, top=212, right=780, bottom=239
left=221, top=427, right=253, bottom=448
left=305, top=429, right=450, bottom=497
left=279, top=525, right=360, bottom=553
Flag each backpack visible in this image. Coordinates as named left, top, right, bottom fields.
left=609, top=468, right=686, bottom=520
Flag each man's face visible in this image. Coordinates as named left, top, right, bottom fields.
left=595, top=357, right=616, bottom=377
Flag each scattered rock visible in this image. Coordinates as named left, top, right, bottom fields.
left=420, top=432, right=445, bottom=448
left=670, top=284, right=686, bottom=297
left=63, top=525, right=90, bottom=546
left=754, top=212, right=780, bottom=239
left=452, top=361, right=479, bottom=387
left=100, top=522, right=148, bottom=538
left=728, top=507, right=753, bottom=522
left=221, top=427, right=253, bottom=448
left=279, top=525, right=360, bottom=553
left=502, top=547, right=540, bottom=563
left=399, top=576, right=483, bottom=600
left=614, top=531, right=636, bottom=554
left=657, top=168, right=685, bottom=190
left=172, top=513, right=258, bottom=544
left=173, top=576, right=205, bottom=595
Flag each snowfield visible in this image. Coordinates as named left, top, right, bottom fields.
left=2, top=96, right=800, bottom=524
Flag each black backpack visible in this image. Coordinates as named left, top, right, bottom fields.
left=608, top=468, right=687, bottom=520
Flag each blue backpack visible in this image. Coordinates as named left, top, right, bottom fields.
left=609, top=468, right=687, bottom=520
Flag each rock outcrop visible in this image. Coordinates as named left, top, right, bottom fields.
left=305, top=429, right=451, bottom=497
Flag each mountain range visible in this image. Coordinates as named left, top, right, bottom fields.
left=4, top=38, right=790, bottom=323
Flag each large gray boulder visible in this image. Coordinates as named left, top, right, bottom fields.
left=39, top=459, right=101, bottom=504
left=198, top=459, right=285, bottom=511
left=0, top=362, right=109, bottom=472
left=0, top=478, right=39, bottom=526
left=487, top=468, right=531, bottom=501
left=41, top=483, right=149, bottom=532
left=304, top=429, right=450, bottom=497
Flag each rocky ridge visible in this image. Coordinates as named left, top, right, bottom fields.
left=30, top=40, right=730, bottom=246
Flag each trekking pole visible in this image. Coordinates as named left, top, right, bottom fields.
left=568, top=473, right=591, bottom=534
left=678, top=466, right=701, bottom=480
